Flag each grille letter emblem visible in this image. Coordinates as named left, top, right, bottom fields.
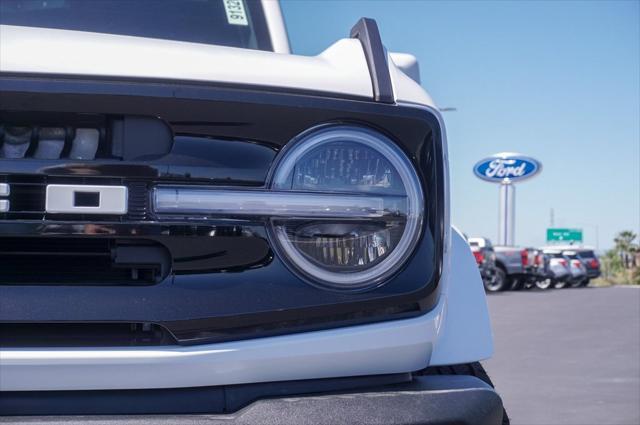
left=46, top=185, right=128, bottom=215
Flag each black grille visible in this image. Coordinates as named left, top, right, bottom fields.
left=0, top=175, right=149, bottom=221
left=0, top=323, right=177, bottom=347
left=127, top=181, right=150, bottom=221
left=0, top=237, right=171, bottom=285
left=6, top=177, right=45, bottom=214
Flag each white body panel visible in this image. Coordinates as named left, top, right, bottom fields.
left=390, top=58, right=436, bottom=107
left=429, top=228, right=494, bottom=365
left=0, top=313, right=436, bottom=391
left=0, top=25, right=372, bottom=99
left=0, top=24, right=439, bottom=109
left=389, top=52, right=421, bottom=84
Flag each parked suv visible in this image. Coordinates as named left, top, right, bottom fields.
left=492, top=245, right=531, bottom=291
left=0, top=1, right=506, bottom=423
left=542, top=245, right=600, bottom=286
left=576, top=248, right=601, bottom=283
left=468, top=237, right=505, bottom=292
left=563, top=250, right=589, bottom=287
left=528, top=248, right=555, bottom=290
left=542, top=249, right=572, bottom=288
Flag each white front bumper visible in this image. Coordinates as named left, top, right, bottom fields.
left=0, top=228, right=495, bottom=392
left=0, top=311, right=439, bottom=391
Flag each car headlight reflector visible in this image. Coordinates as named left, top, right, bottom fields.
left=269, top=125, right=423, bottom=290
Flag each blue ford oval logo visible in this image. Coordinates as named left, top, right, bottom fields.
left=473, top=153, right=542, bottom=183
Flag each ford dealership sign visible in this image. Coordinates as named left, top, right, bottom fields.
left=473, top=153, right=542, bottom=183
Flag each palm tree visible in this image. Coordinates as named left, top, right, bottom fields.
left=614, top=230, right=638, bottom=269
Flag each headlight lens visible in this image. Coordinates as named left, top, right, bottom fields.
left=270, top=126, right=423, bottom=290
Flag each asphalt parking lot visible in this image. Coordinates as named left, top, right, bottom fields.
left=483, top=286, right=640, bottom=425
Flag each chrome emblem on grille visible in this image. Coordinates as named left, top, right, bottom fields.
left=45, top=185, right=128, bottom=215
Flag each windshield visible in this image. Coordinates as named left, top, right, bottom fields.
left=0, top=0, right=272, bottom=51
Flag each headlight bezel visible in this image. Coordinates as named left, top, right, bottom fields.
left=267, top=124, right=425, bottom=292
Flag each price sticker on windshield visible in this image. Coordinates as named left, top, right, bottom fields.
left=224, top=0, right=248, bottom=26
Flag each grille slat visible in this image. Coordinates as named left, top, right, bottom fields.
left=127, top=181, right=150, bottom=221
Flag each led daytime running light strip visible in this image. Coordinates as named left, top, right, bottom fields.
left=153, top=188, right=405, bottom=218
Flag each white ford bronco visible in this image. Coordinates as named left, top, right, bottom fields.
left=0, top=1, right=506, bottom=423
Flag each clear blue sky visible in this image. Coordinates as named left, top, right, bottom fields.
left=281, top=0, right=640, bottom=251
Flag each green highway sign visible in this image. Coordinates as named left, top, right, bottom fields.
left=546, top=228, right=583, bottom=242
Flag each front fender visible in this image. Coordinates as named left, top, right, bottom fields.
left=429, top=227, right=494, bottom=365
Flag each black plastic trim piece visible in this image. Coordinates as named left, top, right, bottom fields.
left=350, top=18, right=394, bottom=104
left=0, top=375, right=503, bottom=425
left=0, top=373, right=410, bottom=416
left=0, top=322, right=177, bottom=347
left=245, top=0, right=274, bottom=52
left=0, top=220, right=436, bottom=346
left=0, top=71, right=369, bottom=103
left=163, top=302, right=425, bottom=344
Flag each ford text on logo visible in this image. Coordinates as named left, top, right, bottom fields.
left=473, top=153, right=542, bottom=183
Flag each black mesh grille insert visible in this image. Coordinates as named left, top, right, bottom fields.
left=0, top=237, right=171, bottom=285
left=0, top=323, right=178, bottom=347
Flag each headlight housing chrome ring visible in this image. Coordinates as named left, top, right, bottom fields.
left=269, top=125, right=424, bottom=291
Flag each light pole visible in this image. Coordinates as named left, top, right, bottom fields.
left=575, top=222, right=600, bottom=250
left=498, top=181, right=516, bottom=245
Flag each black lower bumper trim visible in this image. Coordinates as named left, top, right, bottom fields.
left=0, top=375, right=503, bottom=425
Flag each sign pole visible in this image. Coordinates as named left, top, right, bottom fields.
left=498, top=182, right=515, bottom=245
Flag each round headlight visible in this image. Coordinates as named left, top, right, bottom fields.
left=269, top=125, right=424, bottom=291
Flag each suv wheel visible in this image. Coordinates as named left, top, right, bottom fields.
left=554, top=279, right=568, bottom=289
left=570, top=278, right=584, bottom=288
left=485, top=267, right=508, bottom=292
left=535, top=278, right=554, bottom=290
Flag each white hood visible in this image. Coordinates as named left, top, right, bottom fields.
left=0, top=24, right=373, bottom=99
left=0, top=24, right=437, bottom=108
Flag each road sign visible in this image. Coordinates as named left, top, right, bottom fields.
left=547, top=228, right=583, bottom=242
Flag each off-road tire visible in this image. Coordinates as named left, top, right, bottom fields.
left=509, top=277, right=524, bottom=291
left=485, top=267, right=508, bottom=292
left=554, top=279, right=568, bottom=289
left=570, top=278, right=586, bottom=288
left=535, top=278, right=554, bottom=290
left=420, top=362, right=510, bottom=425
